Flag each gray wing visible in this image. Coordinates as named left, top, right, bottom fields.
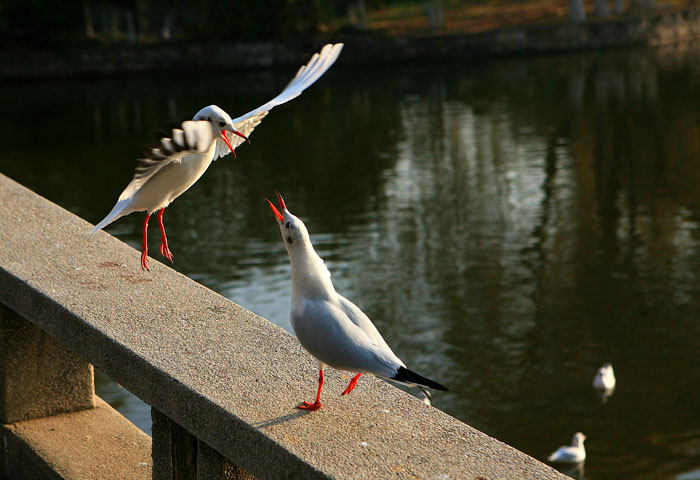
left=291, top=297, right=403, bottom=377
left=214, top=43, right=344, bottom=160
left=336, top=295, right=388, bottom=348
left=120, top=120, right=214, bottom=200
left=336, top=295, right=406, bottom=372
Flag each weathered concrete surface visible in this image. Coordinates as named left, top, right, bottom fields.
left=1, top=396, right=151, bottom=480
left=0, top=173, right=568, bottom=479
left=0, top=304, right=95, bottom=423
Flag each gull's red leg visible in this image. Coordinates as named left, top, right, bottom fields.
left=341, top=373, right=362, bottom=396
left=298, top=369, right=324, bottom=410
left=157, top=208, right=174, bottom=263
left=141, top=213, right=150, bottom=271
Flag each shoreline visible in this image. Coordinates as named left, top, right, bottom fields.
left=1, top=7, right=698, bottom=80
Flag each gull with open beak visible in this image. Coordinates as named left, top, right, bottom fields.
left=267, top=192, right=448, bottom=410
left=91, top=43, right=344, bottom=271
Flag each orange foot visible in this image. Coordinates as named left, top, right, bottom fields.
left=160, top=241, right=174, bottom=263
left=297, top=401, right=322, bottom=411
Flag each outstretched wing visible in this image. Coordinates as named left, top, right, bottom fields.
left=121, top=120, right=214, bottom=198
left=214, top=43, right=344, bottom=159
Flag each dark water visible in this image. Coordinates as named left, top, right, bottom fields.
left=2, top=44, right=700, bottom=479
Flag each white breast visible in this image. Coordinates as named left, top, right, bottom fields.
left=128, top=144, right=216, bottom=213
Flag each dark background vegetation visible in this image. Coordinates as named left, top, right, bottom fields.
left=0, top=0, right=348, bottom=44
left=3, top=0, right=686, bottom=46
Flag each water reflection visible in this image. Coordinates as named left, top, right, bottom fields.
left=2, top=45, right=700, bottom=479
left=94, top=368, right=151, bottom=435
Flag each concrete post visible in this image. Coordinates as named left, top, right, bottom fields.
left=198, top=440, right=255, bottom=480
left=152, top=408, right=196, bottom=480
left=0, top=305, right=95, bottom=423
left=152, top=408, right=255, bottom=480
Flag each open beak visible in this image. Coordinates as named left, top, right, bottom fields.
left=266, top=191, right=286, bottom=222
left=219, top=128, right=250, bottom=159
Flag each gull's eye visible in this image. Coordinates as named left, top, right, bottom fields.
left=285, top=222, right=290, bottom=229
left=218, top=120, right=226, bottom=127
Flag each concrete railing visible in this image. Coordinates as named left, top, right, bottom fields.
left=0, top=173, right=567, bottom=479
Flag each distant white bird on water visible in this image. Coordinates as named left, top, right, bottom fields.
left=593, top=362, right=616, bottom=391
left=417, top=387, right=432, bottom=406
left=267, top=192, right=448, bottom=410
left=547, top=432, right=587, bottom=463
left=91, top=43, right=344, bottom=271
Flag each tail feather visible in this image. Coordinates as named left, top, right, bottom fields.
left=90, top=199, right=132, bottom=234
left=392, top=366, right=448, bottom=391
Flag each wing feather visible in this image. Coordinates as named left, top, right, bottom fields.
left=336, top=295, right=406, bottom=373
left=291, top=297, right=403, bottom=377
left=123, top=120, right=214, bottom=198
left=215, top=43, right=343, bottom=160
left=215, top=111, right=269, bottom=159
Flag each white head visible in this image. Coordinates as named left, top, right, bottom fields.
left=572, top=432, right=587, bottom=447
left=193, top=105, right=249, bottom=155
left=595, top=362, right=615, bottom=382
left=266, top=191, right=334, bottom=296
left=266, top=191, right=313, bottom=255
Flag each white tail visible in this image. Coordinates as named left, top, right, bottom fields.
left=90, top=198, right=132, bottom=234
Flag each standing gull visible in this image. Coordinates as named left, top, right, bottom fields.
left=91, top=43, right=344, bottom=271
left=267, top=192, right=448, bottom=410
left=593, top=362, right=616, bottom=403
left=593, top=362, right=616, bottom=391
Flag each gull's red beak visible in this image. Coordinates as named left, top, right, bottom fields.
left=266, top=192, right=285, bottom=222
left=275, top=191, right=287, bottom=211
left=233, top=130, right=250, bottom=143
left=219, top=129, right=249, bottom=159
left=220, top=131, right=237, bottom=158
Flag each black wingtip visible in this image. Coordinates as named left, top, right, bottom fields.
left=393, top=366, right=448, bottom=392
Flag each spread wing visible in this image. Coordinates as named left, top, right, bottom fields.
left=214, top=43, right=344, bottom=159
left=120, top=120, right=214, bottom=200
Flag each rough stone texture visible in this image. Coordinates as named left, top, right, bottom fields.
left=0, top=304, right=95, bottom=423
left=0, top=173, right=568, bottom=479
left=1, top=396, right=151, bottom=480
left=198, top=440, right=255, bottom=480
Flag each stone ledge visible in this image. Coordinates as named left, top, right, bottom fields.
left=0, top=173, right=567, bottom=479
left=1, top=396, right=151, bottom=480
